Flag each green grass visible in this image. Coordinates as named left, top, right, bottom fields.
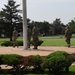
left=40, top=37, right=75, bottom=46
left=0, top=38, right=10, bottom=42
left=0, top=37, right=75, bottom=46
left=69, top=65, right=75, bottom=73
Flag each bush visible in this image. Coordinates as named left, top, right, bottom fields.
left=30, top=55, right=43, bottom=72
left=0, top=41, right=13, bottom=46
left=0, top=54, right=23, bottom=73
left=1, top=54, right=22, bottom=65
left=0, top=40, right=43, bottom=46
left=20, top=55, right=33, bottom=70
left=0, top=41, right=23, bottom=46
left=30, top=40, right=43, bottom=46
left=0, top=55, right=3, bottom=65
left=16, top=41, right=23, bottom=46
left=42, top=51, right=72, bottom=73
left=0, top=53, right=74, bottom=74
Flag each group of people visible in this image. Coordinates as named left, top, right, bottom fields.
left=12, top=25, right=72, bottom=49
left=12, top=25, right=39, bottom=49
left=27, top=25, right=39, bottom=49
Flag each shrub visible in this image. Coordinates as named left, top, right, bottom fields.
left=30, top=40, right=43, bottom=46
left=0, top=41, right=12, bottom=46
left=0, top=54, right=23, bottom=73
left=0, top=41, right=23, bottom=46
left=0, top=40, right=43, bottom=46
left=42, top=51, right=72, bottom=73
left=0, top=55, right=3, bottom=65
left=30, top=55, right=43, bottom=72
left=1, top=54, right=22, bottom=65
left=20, top=55, right=33, bottom=70
left=0, top=53, right=74, bottom=74
left=16, top=41, right=23, bottom=46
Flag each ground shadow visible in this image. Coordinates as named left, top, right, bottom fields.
left=38, top=49, right=54, bottom=52
left=70, top=46, right=75, bottom=48
left=31, top=49, right=54, bottom=52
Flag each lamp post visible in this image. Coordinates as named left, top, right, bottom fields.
left=22, top=0, right=28, bottom=50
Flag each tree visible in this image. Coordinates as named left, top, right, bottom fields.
left=52, top=18, right=63, bottom=35
left=30, top=21, right=51, bottom=36
left=40, top=21, right=51, bottom=36
left=0, top=0, right=22, bottom=41
left=68, top=19, right=75, bottom=33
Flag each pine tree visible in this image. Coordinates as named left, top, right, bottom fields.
left=0, top=0, right=22, bottom=41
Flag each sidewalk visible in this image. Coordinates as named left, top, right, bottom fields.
left=0, top=46, right=75, bottom=56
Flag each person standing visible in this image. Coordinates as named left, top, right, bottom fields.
left=12, top=27, right=18, bottom=47
left=65, top=26, right=72, bottom=47
left=27, top=25, right=32, bottom=49
left=32, top=25, right=39, bottom=49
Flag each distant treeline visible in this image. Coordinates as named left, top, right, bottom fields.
left=0, top=0, right=75, bottom=40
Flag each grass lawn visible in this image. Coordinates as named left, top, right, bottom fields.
left=40, top=37, right=75, bottom=46
left=0, top=37, right=75, bottom=46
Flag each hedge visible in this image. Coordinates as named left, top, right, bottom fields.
left=42, top=51, right=75, bottom=73
left=0, top=51, right=75, bottom=74
left=0, top=40, right=43, bottom=46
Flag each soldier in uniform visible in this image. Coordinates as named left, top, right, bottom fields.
left=65, top=26, right=72, bottom=47
left=27, top=25, right=32, bottom=49
left=32, top=25, right=39, bottom=49
left=12, top=27, right=18, bottom=47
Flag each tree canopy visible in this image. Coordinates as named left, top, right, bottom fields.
left=0, top=0, right=75, bottom=39
left=0, top=0, right=22, bottom=41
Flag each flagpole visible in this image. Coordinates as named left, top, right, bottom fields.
left=22, top=0, right=28, bottom=50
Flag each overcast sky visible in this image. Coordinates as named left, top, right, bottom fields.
left=0, top=0, right=75, bottom=24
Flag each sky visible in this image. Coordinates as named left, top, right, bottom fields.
left=0, top=0, right=75, bottom=24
